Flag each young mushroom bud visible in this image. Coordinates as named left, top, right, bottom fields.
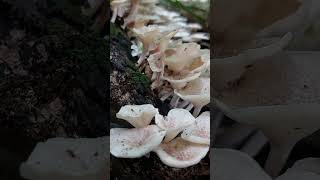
left=20, top=137, right=109, bottom=180
left=154, top=137, right=209, bottom=168
left=181, top=111, right=210, bottom=145
left=155, top=108, right=195, bottom=142
left=110, top=125, right=166, bottom=158
left=116, top=104, right=159, bottom=128
left=175, top=77, right=210, bottom=116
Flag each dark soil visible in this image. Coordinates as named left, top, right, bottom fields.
left=0, top=0, right=108, bottom=179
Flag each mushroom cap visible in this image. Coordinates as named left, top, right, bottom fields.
left=181, top=111, right=210, bottom=145
left=154, top=137, right=209, bottom=168
left=132, top=26, right=161, bottom=46
left=116, top=104, right=159, bottom=128
left=111, top=0, right=129, bottom=6
left=188, top=57, right=209, bottom=74
left=110, top=125, right=166, bottom=158
left=164, top=43, right=201, bottom=72
left=20, top=137, right=109, bottom=180
left=147, top=52, right=163, bottom=72
left=211, top=148, right=272, bottom=180
left=155, top=108, right=195, bottom=142
left=200, top=49, right=210, bottom=77
left=162, top=71, right=201, bottom=89
left=175, top=77, right=210, bottom=108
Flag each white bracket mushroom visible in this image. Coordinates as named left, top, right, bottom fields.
left=155, top=108, right=195, bottom=142
left=116, top=104, right=159, bottom=128
left=181, top=111, right=210, bottom=145
left=110, top=125, right=166, bottom=158
left=175, top=77, right=210, bottom=116
left=154, top=137, right=209, bottom=168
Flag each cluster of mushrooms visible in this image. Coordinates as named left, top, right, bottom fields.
left=110, top=0, right=210, bottom=168
left=213, top=0, right=320, bottom=179
left=111, top=104, right=210, bottom=168
left=111, top=0, right=210, bottom=117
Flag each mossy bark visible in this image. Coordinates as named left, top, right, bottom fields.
left=0, top=1, right=108, bottom=179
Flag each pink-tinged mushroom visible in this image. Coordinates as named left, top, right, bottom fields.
left=111, top=0, right=130, bottom=23
left=116, top=104, right=159, bottom=128
left=162, top=71, right=201, bottom=90
left=164, top=43, right=201, bottom=72
left=181, top=111, right=210, bottom=145
left=147, top=52, right=163, bottom=73
left=154, top=137, right=209, bottom=168
left=132, top=26, right=161, bottom=65
left=175, top=77, right=210, bottom=116
left=132, top=26, right=177, bottom=66
left=110, top=125, right=166, bottom=158
left=155, top=108, right=195, bottom=142
left=20, top=137, right=109, bottom=180
left=122, top=0, right=141, bottom=28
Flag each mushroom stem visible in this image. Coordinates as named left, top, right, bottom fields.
left=111, top=8, right=118, bottom=23
left=186, top=103, right=194, bottom=111
left=178, top=100, right=190, bottom=108
left=137, top=51, right=147, bottom=65
left=264, top=143, right=295, bottom=178
left=170, top=95, right=180, bottom=107
left=160, top=91, right=173, bottom=101
left=193, top=105, right=203, bottom=117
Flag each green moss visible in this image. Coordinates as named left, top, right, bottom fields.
left=131, top=71, right=150, bottom=90
left=43, top=19, right=108, bottom=75
left=110, top=23, right=125, bottom=37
